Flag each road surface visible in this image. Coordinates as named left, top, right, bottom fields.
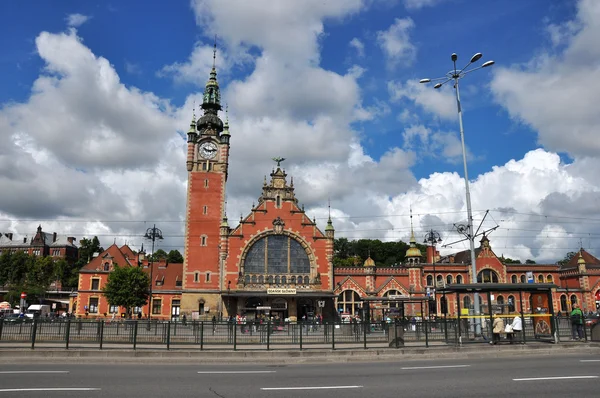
left=0, top=353, right=598, bottom=397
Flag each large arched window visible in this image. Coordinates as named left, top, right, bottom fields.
left=244, top=235, right=310, bottom=275
left=520, top=275, right=526, bottom=283
left=546, top=275, right=553, bottom=283
left=511, top=275, right=517, bottom=284
left=560, top=295, right=568, bottom=312
left=446, top=275, right=453, bottom=285
left=538, top=274, right=544, bottom=283
left=570, top=295, right=578, bottom=305
left=456, top=275, right=463, bottom=284
left=508, top=295, right=515, bottom=312
left=426, top=275, right=433, bottom=286
left=463, top=296, right=471, bottom=309
left=337, top=290, right=361, bottom=316
left=477, top=269, right=499, bottom=283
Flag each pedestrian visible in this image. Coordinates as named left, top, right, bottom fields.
left=182, top=313, right=187, bottom=326
left=509, top=313, right=523, bottom=344
left=212, top=315, right=217, bottom=335
left=570, top=304, right=584, bottom=340
left=490, top=313, right=504, bottom=345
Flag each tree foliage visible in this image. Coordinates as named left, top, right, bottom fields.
left=102, top=265, right=149, bottom=316
left=167, top=250, right=184, bottom=263
left=332, top=238, right=423, bottom=267
left=557, top=251, right=577, bottom=265
left=149, top=249, right=168, bottom=262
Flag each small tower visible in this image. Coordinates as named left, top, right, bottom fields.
left=405, top=209, right=422, bottom=266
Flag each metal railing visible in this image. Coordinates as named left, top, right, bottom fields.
left=0, top=316, right=591, bottom=350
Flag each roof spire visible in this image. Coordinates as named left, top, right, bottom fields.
left=212, top=35, right=217, bottom=68
left=326, top=197, right=334, bottom=233
left=409, top=207, right=416, bottom=244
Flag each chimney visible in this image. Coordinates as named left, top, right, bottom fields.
left=426, top=246, right=434, bottom=264
left=67, top=237, right=76, bottom=244
left=53, top=232, right=57, bottom=243
left=23, top=237, right=27, bottom=243
left=4, top=233, right=12, bottom=240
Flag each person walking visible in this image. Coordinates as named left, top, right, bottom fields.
left=509, top=313, right=523, bottom=344
left=490, top=313, right=505, bottom=345
left=570, top=304, right=584, bottom=340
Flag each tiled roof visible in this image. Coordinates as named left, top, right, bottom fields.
left=562, top=249, right=600, bottom=270
left=80, top=244, right=133, bottom=272
left=150, top=262, right=183, bottom=291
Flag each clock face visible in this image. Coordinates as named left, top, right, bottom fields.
left=199, top=142, right=218, bottom=159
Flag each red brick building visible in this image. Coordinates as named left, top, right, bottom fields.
left=333, top=232, right=600, bottom=319
left=180, top=60, right=335, bottom=321
left=75, top=244, right=182, bottom=319
left=0, top=225, right=78, bottom=264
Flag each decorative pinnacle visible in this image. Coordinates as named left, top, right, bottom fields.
left=213, top=35, right=217, bottom=68
left=272, top=157, right=286, bottom=167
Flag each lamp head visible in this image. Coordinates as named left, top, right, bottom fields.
left=482, top=60, right=495, bottom=68
left=470, top=53, right=482, bottom=63
left=419, top=78, right=431, bottom=83
left=434, top=83, right=442, bottom=89
left=451, top=53, right=457, bottom=62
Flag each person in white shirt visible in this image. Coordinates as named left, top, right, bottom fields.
left=509, top=314, right=523, bottom=344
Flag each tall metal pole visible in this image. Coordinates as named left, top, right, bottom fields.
left=454, top=78, right=481, bottom=333
left=144, top=224, right=163, bottom=319
left=424, top=230, right=442, bottom=316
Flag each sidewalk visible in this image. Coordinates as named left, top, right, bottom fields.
left=0, top=342, right=598, bottom=364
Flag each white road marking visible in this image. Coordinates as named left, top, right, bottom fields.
left=0, top=388, right=100, bottom=392
left=401, top=365, right=471, bottom=370
left=0, top=371, right=69, bottom=374
left=513, top=376, right=598, bottom=381
left=198, top=371, right=276, bottom=374
left=580, top=360, right=600, bottom=362
left=261, top=386, right=362, bottom=391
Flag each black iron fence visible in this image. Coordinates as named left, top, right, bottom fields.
left=0, top=317, right=593, bottom=350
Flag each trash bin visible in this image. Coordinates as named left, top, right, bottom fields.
left=388, top=324, right=405, bottom=347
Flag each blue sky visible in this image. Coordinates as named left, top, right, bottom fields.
left=1, top=0, right=600, bottom=263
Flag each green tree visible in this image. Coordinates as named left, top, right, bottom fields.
left=503, top=257, right=522, bottom=264
left=102, top=265, right=149, bottom=317
left=525, top=259, right=536, bottom=264
left=334, top=238, right=351, bottom=259
left=77, top=236, right=104, bottom=266
left=557, top=251, right=577, bottom=266
left=150, top=249, right=168, bottom=262
left=166, top=250, right=184, bottom=264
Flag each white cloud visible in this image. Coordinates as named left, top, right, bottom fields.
left=376, top=17, right=416, bottom=68
left=388, top=79, right=455, bottom=119
left=66, top=13, right=90, bottom=27
left=491, top=0, right=600, bottom=158
left=403, top=0, right=445, bottom=10
left=0, top=29, right=186, bottom=250
left=349, top=38, right=365, bottom=57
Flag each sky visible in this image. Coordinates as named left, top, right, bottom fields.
left=1, top=0, right=600, bottom=264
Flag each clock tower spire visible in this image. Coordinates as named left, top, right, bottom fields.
left=182, top=43, right=231, bottom=316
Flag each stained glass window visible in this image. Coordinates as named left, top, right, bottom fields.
left=243, top=235, right=311, bottom=276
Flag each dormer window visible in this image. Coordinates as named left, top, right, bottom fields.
left=103, top=262, right=110, bottom=271
left=276, top=195, right=281, bottom=208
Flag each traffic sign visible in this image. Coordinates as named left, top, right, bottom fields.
left=20, top=292, right=27, bottom=299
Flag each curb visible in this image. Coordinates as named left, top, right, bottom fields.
left=0, top=343, right=598, bottom=364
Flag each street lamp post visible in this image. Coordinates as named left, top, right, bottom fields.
left=420, top=53, right=494, bottom=335
left=424, top=230, right=442, bottom=315
left=144, top=225, right=163, bottom=319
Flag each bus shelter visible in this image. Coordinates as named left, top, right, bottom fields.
left=360, top=296, right=434, bottom=323
left=438, top=283, right=557, bottom=345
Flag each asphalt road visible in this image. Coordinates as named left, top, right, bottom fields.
left=0, top=354, right=598, bottom=397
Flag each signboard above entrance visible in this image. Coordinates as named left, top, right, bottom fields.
left=267, top=288, right=296, bottom=295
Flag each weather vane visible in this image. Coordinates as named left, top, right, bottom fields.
left=272, top=157, right=286, bottom=167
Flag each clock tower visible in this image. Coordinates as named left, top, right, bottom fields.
left=182, top=49, right=231, bottom=316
